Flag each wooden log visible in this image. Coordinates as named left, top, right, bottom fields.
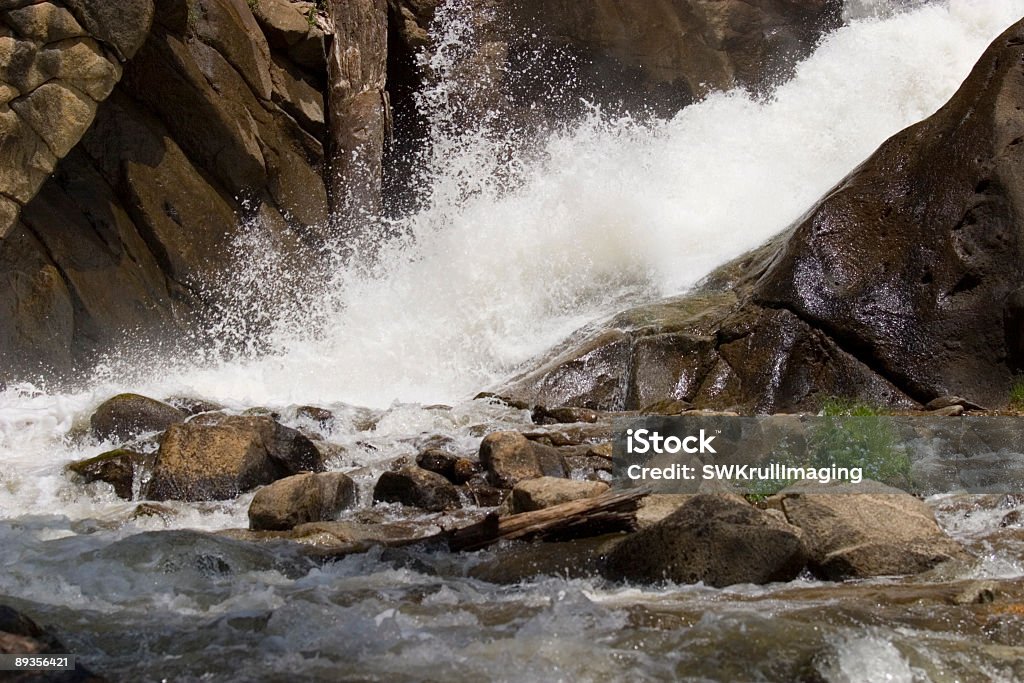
left=445, top=488, right=649, bottom=552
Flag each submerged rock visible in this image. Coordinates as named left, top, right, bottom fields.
left=373, top=466, right=462, bottom=511
left=602, top=494, right=808, bottom=587
left=509, top=476, right=610, bottom=514
left=146, top=415, right=324, bottom=501
left=778, top=480, right=969, bottom=580
left=90, top=393, right=186, bottom=442
left=248, top=472, right=356, bottom=531
left=67, top=448, right=149, bottom=499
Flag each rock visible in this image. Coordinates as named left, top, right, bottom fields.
left=926, top=396, right=987, bottom=411
left=415, top=448, right=481, bottom=484
left=0, top=604, right=104, bottom=680
left=479, top=431, right=567, bottom=488
left=373, top=466, right=462, bottom=511
left=602, top=494, right=808, bottom=587
left=778, top=480, right=969, bottom=580
left=1000, top=510, right=1022, bottom=527
left=0, top=0, right=331, bottom=383
left=531, top=405, right=602, bottom=425
left=634, top=493, right=693, bottom=528
left=500, top=18, right=1024, bottom=413
left=146, top=415, right=324, bottom=501
left=90, top=393, right=186, bottom=442
left=509, top=476, right=609, bottom=513
left=469, top=535, right=622, bottom=584
left=67, top=448, right=148, bottom=499
left=164, top=396, right=225, bottom=415
left=248, top=472, right=356, bottom=531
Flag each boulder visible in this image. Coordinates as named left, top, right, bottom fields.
left=67, top=448, right=148, bottom=499
left=500, top=17, right=1024, bottom=413
left=248, top=472, right=356, bottom=531
left=602, top=494, right=808, bottom=587
left=89, top=393, right=186, bottom=441
left=416, top=448, right=481, bottom=484
left=509, top=476, right=609, bottom=513
left=373, top=466, right=462, bottom=511
left=146, top=415, right=324, bottom=501
left=778, top=480, right=969, bottom=580
left=479, top=431, right=567, bottom=488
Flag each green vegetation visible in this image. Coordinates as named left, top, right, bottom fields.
left=1010, top=376, right=1024, bottom=411
left=248, top=0, right=259, bottom=11
left=811, top=398, right=912, bottom=488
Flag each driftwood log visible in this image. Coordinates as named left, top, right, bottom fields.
left=443, top=488, right=649, bottom=552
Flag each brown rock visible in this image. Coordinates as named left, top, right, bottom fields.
left=509, top=476, right=609, bottom=513
left=90, top=393, right=186, bottom=442
left=779, top=480, right=969, bottom=580
left=67, top=448, right=148, bottom=499
left=602, top=494, right=808, bottom=587
left=373, top=466, right=462, bottom=511
left=248, top=472, right=357, bottom=530
left=479, top=431, right=567, bottom=488
left=146, top=415, right=324, bottom=501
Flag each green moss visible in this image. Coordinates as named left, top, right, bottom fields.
left=1010, top=377, right=1024, bottom=411
left=819, top=397, right=883, bottom=417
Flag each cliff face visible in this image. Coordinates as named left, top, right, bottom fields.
left=501, top=17, right=1024, bottom=413
left=0, top=0, right=845, bottom=382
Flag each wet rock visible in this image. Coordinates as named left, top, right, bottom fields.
left=469, top=535, right=623, bottom=584
left=1000, top=510, right=1022, bottom=528
left=926, top=396, right=987, bottom=411
left=479, top=431, right=567, bottom=488
left=499, top=18, right=1024, bottom=413
left=463, top=478, right=504, bottom=507
left=373, top=466, right=462, bottom=511
left=67, top=448, right=148, bottom=499
left=90, top=393, right=186, bottom=442
left=164, top=397, right=224, bottom=416
left=416, top=448, right=481, bottom=484
left=532, top=405, right=602, bottom=425
left=146, top=415, right=324, bottom=501
left=131, top=502, right=177, bottom=524
left=0, top=604, right=104, bottom=680
left=248, top=472, right=356, bottom=531
left=602, top=494, right=808, bottom=587
left=296, top=405, right=334, bottom=425
left=778, top=480, right=969, bottom=580
left=509, top=476, right=610, bottom=514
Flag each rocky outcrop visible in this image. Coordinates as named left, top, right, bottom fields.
left=776, top=481, right=969, bottom=579
left=147, top=414, right=324, bottom=501
left=248, top=471, right=356, bottom=530
left=602, top=494, right=809, bottom=587
left=0, top=0, right=154, bottom=238
left=0, top=0, right=334, bottom=381
left=501, top=17, right=1024, bottom=413
left=328, top=0, right=388, bottom=222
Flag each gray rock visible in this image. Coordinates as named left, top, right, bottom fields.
left=602, top=494, right=808, bottom=587
left=248, top=472, right=356, bottom=531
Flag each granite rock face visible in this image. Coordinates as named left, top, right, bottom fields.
left=501, top=17, right=1024, bottom=413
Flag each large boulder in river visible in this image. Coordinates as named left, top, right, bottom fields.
left=501, top=17, right=1024, bottom=412
left=147, top=414, right=324, bottom=501
left=602, top=494, right=808, bottom=587
left=90, top=393, right=186, bottom=441
left=248, top=471, right=356, bottom=531
left=777, top=480, right=969, bottom=580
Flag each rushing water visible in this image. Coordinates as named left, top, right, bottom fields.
left=2, top=1, right=1024, bottom=681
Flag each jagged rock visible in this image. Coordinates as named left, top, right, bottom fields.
left=500, top=18, right=1024, bottom=413
left=602, top=494, right=808, bottom=587
left=89, top=393, right=186, bottom=441
left=479, top=431, right=567, bottom=488
left=509, top=476, right=609, bottom=513
left=146, top=414, right=324, bottom=501
left=373, top=466, right=462, bottom=511
left=67, top=448, right=148, bottom=499
left=778, top=480, right=969, bottom=580
left=248, top=472, right=356, bottom=531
